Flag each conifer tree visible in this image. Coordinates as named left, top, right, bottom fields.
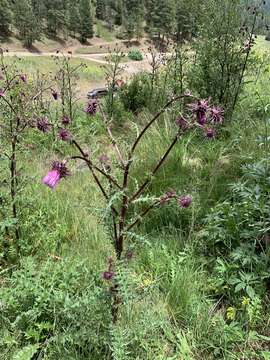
left=79, top=0, right=94, bottom=43
left=0, top=0, right=12, bottom=36
left=13, top=0, right=40, bottom=47
left=68, top=2, right=80, bottom=36
left=96, top=0, right=106, bottom=20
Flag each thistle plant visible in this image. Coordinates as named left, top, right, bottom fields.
left=53, top=52, right=86, bottom=123
left=0, top=52, right=51, bottom=259
left=103, top=46, right=126, bottom=119
left=41, top=70, right=224, bottom=320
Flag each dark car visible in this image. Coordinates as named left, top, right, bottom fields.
left=87, top=87, right=108, bottom=99
left=87, top=81, right=125, bottom=99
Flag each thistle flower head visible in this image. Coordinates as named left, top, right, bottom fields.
left=178, top=195, right=192, bottom=208
left=42, top=161, right=69, bottom=189
left=51, top=90, right=58, bottom=100
left=210, top=106, right=224, bottom=123
left=190, top=99, right=209, bottom=125
left=20, top=74, right=27, bottom=83
left=102, top=271, right=115, bottom=281
left=0, top=89, right=5, bottom=97
left=99, top=154, right=110, bottom=164
left=205, top=127, right=215, bottom=138
left=61, top=115, right=71, bottom=125
left=36, top=117, right=51, bottom=133
left=85, top=99, right=98, bottom=115
left=58, top=128, right=71, bottom=142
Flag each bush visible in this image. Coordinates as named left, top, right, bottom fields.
left=199, top=159, right=270, bottom=302
left=128, top=49, right=143, bottom=61
left=119, top=73, right=152, bottom=112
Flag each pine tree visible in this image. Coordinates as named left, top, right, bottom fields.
left=79, top=0, right=94, bottom=43
left=123, top=0, right=144, bottom=40
left=96, top=0, right=106, bottom=20
left=0, top=0, right=12, bottom=36
left=151, top=0, right=175, bottom=40
left=13, top=0, right=40, bottom=47
left=68, top=1, right=80, bottom=36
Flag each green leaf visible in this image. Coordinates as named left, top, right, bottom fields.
left=12, top=344, right=39, bottom=360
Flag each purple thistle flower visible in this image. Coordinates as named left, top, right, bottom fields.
left=210, top=106, right=224, bottom=124
left=99, top=154, right=110, bottom=164
left=204, top=127, right=215, bottom=138
left=175, top=116, right=189, bottom=131
left=42, top=161, right=69, bottom=189
left=190, top=99, right=209, bottom=125
left=102, top=271, right=115, bottom=281
left=160, top=190, right=177, bottom=204
left=20, top=74, right=27, bottom=83
left=58, top=128, right=71, bottom=142
left=62, top=115, right=71, bottom=125
left=178, top=195, right=192, bottom=208
left=51, top=90, right=58, bottom=100
left=85, top=99, right=98, bottom=115
left=0, top=89, right=5, bottom=97
left=36, top=117, right=51, bottom=133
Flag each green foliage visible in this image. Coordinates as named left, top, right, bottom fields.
left=128, top=49, right=143, bottom=61
left=13, top=0, right=40, bottom=47
left=119, top=73, right=151, bottom=112
left=0, top=257, right=111, bottom=359
left=0, top=0, right=12, bottom=36
left=200, top=159, right=270, bottom=303
left=79, top=0, right=94, bottom=42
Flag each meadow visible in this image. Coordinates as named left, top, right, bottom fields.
left=1, top=3, right=270, bottom=360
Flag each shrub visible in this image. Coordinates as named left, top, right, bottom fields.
left=128, top=49, right=143, bottom=61
left=200, top=158, right=270, bottom=302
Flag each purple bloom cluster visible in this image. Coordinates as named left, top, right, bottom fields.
left=20, top=74, right=27, bottom=83
left=58, top=128, right=71, bottom=142
left=42, top=161, right=69, bottom=189
left=178, top=195, right=193, bottom=208
left=189, top=99, right=224, bottom=139
left=62, top=115, right=71, bottom=125
left=102, top=257, right=115, bottom=281
left=36, top=117, right=51, bottom=133
left=160, top=190, right=193, bottom=209
left=85, top=99, right=98, bottom=115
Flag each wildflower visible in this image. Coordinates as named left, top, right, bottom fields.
left=36, top=117, right=51, bottom=133
left=210, top=106, right=224, bottom=123
left=160, top=190, right=176, bottom=204
left=85, top=99, right=98, bottom=115
left=58, top=128, right=71, bottom=142
left=20, top=74, right=27, bottom=83
left=42, top=161, right=69, bottom=189
left=190, top=99, right=209, bottom=125
left=99, top=154, right=110, bottom=164
left=204, top=127, right=215, bottom=138
left=0, top=89, right=5, bottom=97
left=175, top=116, right=189, bottom=131
left=102, top=271, right=115, bottom=281
left=51, top=90, right=58, bottom=100
left=178, top=195, right=192, bottom=208
left=61, top=115, right=71, bottom=125
left=102, top=256, right=115, bottom=281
